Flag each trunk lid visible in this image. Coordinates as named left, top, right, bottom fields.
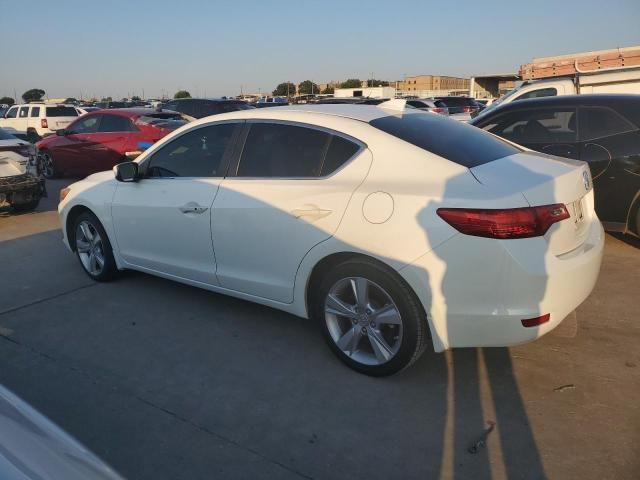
left=471, top=152, right=594, bottom=255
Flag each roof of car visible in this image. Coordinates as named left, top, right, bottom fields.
left=170, top=98, right=245, bottom=103
left=86, top=108, right=168, bottom=117
left=256, top=104, right=404, bottom=122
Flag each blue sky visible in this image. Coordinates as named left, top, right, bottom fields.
left=1, top=0, right=638, bottom=100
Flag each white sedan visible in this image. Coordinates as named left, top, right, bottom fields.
left=58, top=101, right=604, bottom=376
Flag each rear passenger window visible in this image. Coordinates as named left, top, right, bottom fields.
left=98, top=114, right=134, bottom=132
left=322, top=136, right=360, bottom=175
left=146, top=123, right=237, bottom=178
left=237, top=124, right=330, bottom=177
left=579, top=107, right=637, bottom=141
left=19, top=106, right=29, bottom=118
left=30, top=107, right=40, bottom=117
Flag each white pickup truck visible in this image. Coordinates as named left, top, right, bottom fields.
left=481, top=47, right=640, bottom=114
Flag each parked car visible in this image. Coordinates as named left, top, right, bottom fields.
left=0, top=384, right=125, bottom=479
left=94, top=101, right=128, bottom=109
left=160, top=98, right=253, bottom=119
left=0, top=104, right=79, bottom=140
left=37, top=108, right=187, bottom=178
left=405, top=98, right=450, bottom=115
left=59, top=103, right=603, bottom=376
left=255, top=96, right=289, bottom=108
left=0, top=127, right=44, bottom=211
left=470, top=94, right=640, bottom=236
left=434, top=96, right=483, bottom=122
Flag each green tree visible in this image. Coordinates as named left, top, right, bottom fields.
left=297, top=80, right=320, bottom=95
left=131, top=95, right=141, bottom=101
left=0, top=96, right=14, bottom=106
left=174, top=90, right=191, bottom=99
left=339, top=79, right=362, bottom=89
left=64, top=97, right=78, bottom=104
left=367, top=79, right=389, bottom=87
left=321, top=85, right=335, bottom=94
left=272, top=82, right=296, bottom=97
left=101, top=97, right=113, bottom=102
left=22, top=89, right=45, bottom=103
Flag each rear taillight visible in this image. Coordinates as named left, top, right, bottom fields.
left=41, top=118, right=48, bottom=128
left=462, top=106, right=477, bottom=113
left=436, top=204, right=570, bottom=239
left=428, top=107, right=445, bottom=114
left=521, top=314, right=550, bottom=328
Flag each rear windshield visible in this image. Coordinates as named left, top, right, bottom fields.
left=436, top=97, right=476, bottom=107
left=0, top=128, right=17, bottom=140
left=136, top=114, right=186, bottom=130
left=369, top=112, right=521, bottom=168
left=46, top=106, right=78, bottom=117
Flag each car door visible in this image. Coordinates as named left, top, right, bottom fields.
left=578, top=105, right=640, bottom=224
left=212, top=121, right=371, bottom=303
left=482, top=106, right=579, bottom=158
left=77, top=113, right=135, bottom=175
left=15, top=106, right=30, bottom=134
left=51, top=114, right=102, bottom=174
left=111, top=121, right=242, bottom=284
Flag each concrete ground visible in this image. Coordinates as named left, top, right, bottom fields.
left=0, top=179, right=638, bottom=480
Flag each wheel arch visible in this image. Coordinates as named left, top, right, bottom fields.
left=65, top=205, right=94, bottom=251
left=305, top=251, right=432, bottom=343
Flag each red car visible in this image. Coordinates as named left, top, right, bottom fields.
left=37, top=108, right=187, bottom=178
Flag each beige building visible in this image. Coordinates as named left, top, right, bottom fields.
left=397, top=75, right=470, bottom=93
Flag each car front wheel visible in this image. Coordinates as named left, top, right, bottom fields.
left=40, top=151, right=59, bottom=179
left=73, top=212, right=117, bottom=281
left=314, top=259, right=429, bottom=376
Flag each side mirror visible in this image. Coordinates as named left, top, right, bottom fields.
left=56, top=129, right=66, bottom=136
left=115, top=161, right=139, bottom=182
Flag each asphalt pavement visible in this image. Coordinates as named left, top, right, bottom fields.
left=0, top=178, right=638, bottom=480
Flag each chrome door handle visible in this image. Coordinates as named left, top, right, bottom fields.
left=291, top=205, right=332, bottom=221
left=180, top=203, right=209, bottom=214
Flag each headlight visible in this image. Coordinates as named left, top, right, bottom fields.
left=59, top=187, right=71, bottom=203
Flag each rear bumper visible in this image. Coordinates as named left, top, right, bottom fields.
left=399, top=218, right=605, bottom=352
left=0, top=173, right=44, bottom=206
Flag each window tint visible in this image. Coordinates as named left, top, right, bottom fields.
left=237, top=123, right=330, bottom=177
left=199, top=102, right=222, bottom=117
left=98, top=114, right=134, bottom=132
left=146, top=123, right=237, bottom=178
left=515, top=88, right=557, bottom=101
left=321, top=136, right=360, bottom=176
left=370, top=112, right=520, bottom=168
left=5, top=107, right=18, bottom=119
left=579, top=106, right=637, bottom=141
left=46, top=106, right=78, bottom=117
left=30, top=106, right=40, bottom=117
left=69, top=115, right=100, bottom=134
left=19, top=106, right=29, bottom=118
left=482, top=108, right=577, bottom=144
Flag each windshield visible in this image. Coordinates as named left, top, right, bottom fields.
left=475, top=84, right=524, bottom=119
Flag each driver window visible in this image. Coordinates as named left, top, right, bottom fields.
left=69, top=115, right=101, bottom=134
left=145, top=123, right=238, bottom=178
left=5, top=107, right=18, bottom=119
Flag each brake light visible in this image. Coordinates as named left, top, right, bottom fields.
left=41, top=118, right=48, bottom=128
left=429, top=107, right=445, bottom=114
left=436, top=204, right=570, bottom=239
left=462, top=106, right=477, bottom=113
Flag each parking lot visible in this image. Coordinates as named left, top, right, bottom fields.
left=0, top=178, right=636, bottom=479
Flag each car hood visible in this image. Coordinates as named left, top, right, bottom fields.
left=0, top=385, right=125, bottom=480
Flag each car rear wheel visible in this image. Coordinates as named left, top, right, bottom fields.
left=12, top=199, right=40, bottom=212
left=314, top=259, right=429, bottom=376
left=73, top=212, right=117, bottom=281
left=40, top=151, right=59, bottom=179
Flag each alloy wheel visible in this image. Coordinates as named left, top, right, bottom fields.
left=41, top=152, right=55, bottom=178
left=76, top=220, right=105, bottom=276
left=324, top=277, right=403, bottom=366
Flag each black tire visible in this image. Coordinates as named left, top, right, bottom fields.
left=313, top=258, right=429, bottom=377
left=72, top=211, right=117, bottom=282
left=12, top=199, right=40, bottom=212
left=40, top=151, right=59, bottom=179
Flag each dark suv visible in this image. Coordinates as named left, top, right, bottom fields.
left=434, top=96, right=483, bottom=115
left=470, top=94, right=640, bottom=236
left=160, top=98, right=253, bottom=119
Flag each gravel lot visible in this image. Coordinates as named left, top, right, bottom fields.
left=0, top=179, right=638, bottom=480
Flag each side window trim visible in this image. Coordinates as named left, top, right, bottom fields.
left=138, top=120, right=244, bottom=180
left=226, top=119, right=366, bottom=180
